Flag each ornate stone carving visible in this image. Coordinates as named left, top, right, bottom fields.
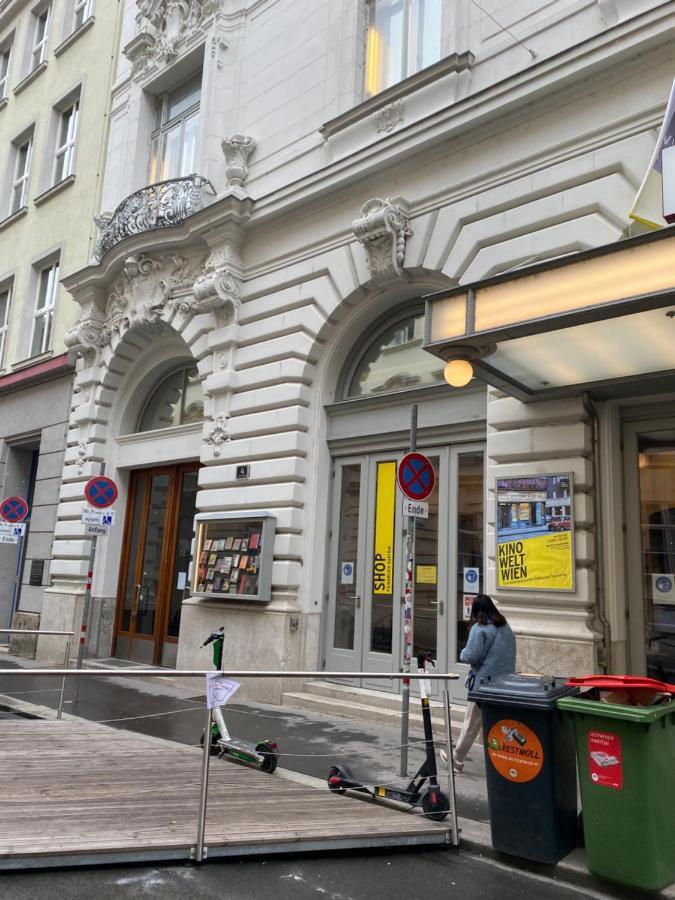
left=221, top=134, right=255, bottom=188
left=352, top=198, right=412, bottom=281
left=76, top=442, right=89, bottom=475
left=205, top=414, right=228, bottom=456
left=374, top=100, right=404, bottom=133
left=66, top=253, right=202, bottom=359
left=190, top=236, right=241, bottom=319
left=94, top=176, right=214, bottom=262
left=127, top=1, right=222, bottom=79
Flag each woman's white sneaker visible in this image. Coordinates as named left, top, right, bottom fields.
left=439, top=748, right=464, bottom=772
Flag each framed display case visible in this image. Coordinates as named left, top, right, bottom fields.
left=192, top=512, right=276, bottom=602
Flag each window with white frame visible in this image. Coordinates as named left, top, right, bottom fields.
left=73, top=0, right=92, bottom=30
left=0, top=45, right=10, bottom=100
left=0, top=281, right=11, bottom=369
left=10, top=136, right=32, bottom=214
left=365, top=0, right=442, bottom=97
left=30, top=260, right=59, bottom=357
left=53, top=100, right=79, bottom=183
left=149, top=71, right=201, bottom=184
left=30, top=6, right=51, bottom=70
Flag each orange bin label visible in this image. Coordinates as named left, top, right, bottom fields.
left=486, top=719, right=544, bottom=783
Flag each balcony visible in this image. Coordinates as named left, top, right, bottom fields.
left=94, top=174, right=215, bottom=262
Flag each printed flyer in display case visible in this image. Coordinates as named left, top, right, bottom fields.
left=496, top=474, right=574, bottom=591
left=193, top=513, right=276, bottom=602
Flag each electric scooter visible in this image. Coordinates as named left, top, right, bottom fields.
left=200, top=626, right=279, bottom=774
left=327, top=651, right=450, bottom=820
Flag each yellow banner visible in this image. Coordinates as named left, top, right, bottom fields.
left=373, top=461, right=396, bottom=596
left=497, top=532, right=573, bottom=591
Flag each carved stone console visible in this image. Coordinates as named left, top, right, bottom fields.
left=352, top=197, right=412, bottom=282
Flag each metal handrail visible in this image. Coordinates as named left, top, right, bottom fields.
left=0, top=629, right=73, bottom=719
left=0, top=629, right=74, bottom=635
left=0, top=669, right=460, bottom=679
left=0, top=667, right=461, bottom=858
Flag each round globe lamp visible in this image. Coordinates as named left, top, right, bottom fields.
left=443, top=359, right=473, bottom=388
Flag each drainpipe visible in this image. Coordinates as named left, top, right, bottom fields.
left=583, top=392, right=610, bottom=673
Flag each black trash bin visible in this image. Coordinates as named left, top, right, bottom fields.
left=468, top=673, right=578, bottom=864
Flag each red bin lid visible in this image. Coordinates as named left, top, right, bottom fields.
left=566, top=675, right=675, bottom=694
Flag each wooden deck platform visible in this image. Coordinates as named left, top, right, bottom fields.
left=0, top=719, right=451, bottom=869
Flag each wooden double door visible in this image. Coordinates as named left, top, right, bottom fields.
left=113, top=463, right=199, bottom=666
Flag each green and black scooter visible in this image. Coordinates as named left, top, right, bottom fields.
left=201, top=626, right=279, bottom=774
left=327, top=651, right=450, bottom=820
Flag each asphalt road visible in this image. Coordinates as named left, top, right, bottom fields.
left=0, top=850, right=623, bottom=900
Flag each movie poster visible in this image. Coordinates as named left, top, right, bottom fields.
left=496, top=474, right=574, bottom=591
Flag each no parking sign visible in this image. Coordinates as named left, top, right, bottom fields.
left=84, top=476, right=118, bottom=509
left=0, top=496, right=28, bottom=523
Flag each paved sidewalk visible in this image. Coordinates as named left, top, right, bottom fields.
left=0, top=655, right=672, bottom=899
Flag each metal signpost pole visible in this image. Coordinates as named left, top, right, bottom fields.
left=400, top=404, right=417, bottom=778
left=75, top=468, right=116, bottom=701
left=74, top=535, right=97, bottom=701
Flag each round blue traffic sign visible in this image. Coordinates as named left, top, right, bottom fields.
left=0, top=496, right=28, bottom=523
left=84, top=476, right=118, bottom=509
left=397, top=452, right=435, bottom=502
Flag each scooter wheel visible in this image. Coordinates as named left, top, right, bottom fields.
left=255, top=741, right=279, bottom=774
left=327, top=765, right=349, bottom=794
left=199, top=729, right=220, bottom=756
left=422, top=789, right=450, bottom=821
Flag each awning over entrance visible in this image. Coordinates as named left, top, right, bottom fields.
left=423, top=227, right=675, bottom=401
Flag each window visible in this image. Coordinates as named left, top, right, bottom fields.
left=365, top=0, right=442, bottom=97
left=73, top=0, right=91, bottom=30
left=10, top=137, right=32, bottom=214
left=0, top=281, right=11, bottom=367
left=31, top=7, right=51, bottom=70
left=149, top=72, right=201, bottom=184
left=347, top=311, right=444, bottom=398
left=138, top=366, right=204, bottom=432
left=0, top=46, right=10, bottom=100
left=30, top=260, right=59, bottom=357
left=53, top=100, right=79, bottom=182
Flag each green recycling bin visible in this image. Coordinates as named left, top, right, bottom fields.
left=557, top=695, right=675, bottom=892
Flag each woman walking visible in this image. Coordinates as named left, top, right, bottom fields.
left=441, top=594, right=516, bottom=772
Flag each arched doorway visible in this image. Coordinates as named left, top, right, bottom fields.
left=322, top=307, right=486, bottom=699
left=112, top=363, right=204, bottom=665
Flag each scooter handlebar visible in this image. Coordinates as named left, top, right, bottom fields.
left=201, top=626, right=225, bottom=648
left=416, top=650, right=436, bottom=670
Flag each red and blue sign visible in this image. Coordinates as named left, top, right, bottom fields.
left=397, top=452, right=435, bottom=502
left=0, top=496, right=28, bottom=523
left=84, top=476, right=118, bottom=509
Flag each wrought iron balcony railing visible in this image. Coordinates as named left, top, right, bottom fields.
left=94, top=174, right=215, bottom=262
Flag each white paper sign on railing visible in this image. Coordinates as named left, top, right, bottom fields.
left=205, top=673, right=241, bottom=709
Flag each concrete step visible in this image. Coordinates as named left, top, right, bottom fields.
left=282, top=683, right=465, bottom=736
left=302, top=679, right=465, bottom=715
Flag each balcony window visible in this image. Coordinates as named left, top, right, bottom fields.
left=0, top=281, right=11, bottom=368
left=53, top=100, right=79, bottom=183
left=30, top=260, right=59, bottom=357
left=31, top=7, right=50, bottom=70
left=365, top=0, right=442, bottom=97
left=10, top=137, right=32, bottom=214
left=149, top=72, right=201, bottom=184
left=73, top=0, right=92, bottom=30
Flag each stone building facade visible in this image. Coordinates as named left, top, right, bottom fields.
left=40, top=0, right=675, bottom=700
left=0, top=0, right=122, bottom=643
